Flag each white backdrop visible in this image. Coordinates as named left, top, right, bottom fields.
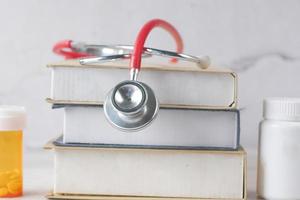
left=1, top=0, right=300, bottom=196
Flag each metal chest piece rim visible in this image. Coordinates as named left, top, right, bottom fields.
left=104, top=80, right=159, bottom=132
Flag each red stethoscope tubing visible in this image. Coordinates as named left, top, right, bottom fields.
left=52, top=19, right=183, bottom=69
left=52, top=40, right=91, bottom=59
left=130, top=19, right=183, bottom=70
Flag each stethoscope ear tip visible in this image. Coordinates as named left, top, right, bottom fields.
left=197, top=55, right=210, bottom=69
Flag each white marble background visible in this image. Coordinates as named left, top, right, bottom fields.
left=1, top=0, right=300, bottom=199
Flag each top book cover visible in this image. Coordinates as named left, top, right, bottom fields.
left=48, top=59, right=237, bottom=109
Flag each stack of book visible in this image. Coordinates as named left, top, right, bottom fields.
left=45, top=59, right=246, bottom=200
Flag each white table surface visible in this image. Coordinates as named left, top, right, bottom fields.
left=15, top=148, right=258, bottom=200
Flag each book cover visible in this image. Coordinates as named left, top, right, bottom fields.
left=48, top=60, right=237, bottom=109
left=46, top=192, right=246, bottom=200
left=45, top=138, right=246, bottom=199
left=58, top=105, right=240, bottom=149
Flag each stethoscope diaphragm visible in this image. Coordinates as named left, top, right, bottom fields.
left=104, top=80, right=158, bottom=131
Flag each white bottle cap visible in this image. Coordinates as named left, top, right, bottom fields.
left=263, top=98, right=300, bottom=121
left=0, top=105, right=26, bottom=131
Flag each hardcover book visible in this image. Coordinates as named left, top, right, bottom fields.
left=45, top=138, right=246, bottom=200
left=48, top=60, right=237, bottom=109
left=59, top=105, right=240, bottom=149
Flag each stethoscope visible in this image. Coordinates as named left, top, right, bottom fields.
left=53, top=19, right=210, bottom=132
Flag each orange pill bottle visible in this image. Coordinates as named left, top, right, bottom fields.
left=0, top=106, right=26, bottom=198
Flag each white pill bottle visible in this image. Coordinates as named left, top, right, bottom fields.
left=258, top=98, right=300, bottom=199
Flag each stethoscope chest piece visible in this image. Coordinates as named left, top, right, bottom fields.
left=53, top=19, right=211, bottom=133
left=104, top=80, right=159, bottom=131
left=75, top=19, right=207, bottom=132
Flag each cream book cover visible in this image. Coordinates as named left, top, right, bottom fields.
left=48, top=60, right=237, bottom=109
left=58, top=105, right=240, bottom=149
left=46, top=193, right=247, bottom=200
left=45, top=139, right=246, bottom=199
